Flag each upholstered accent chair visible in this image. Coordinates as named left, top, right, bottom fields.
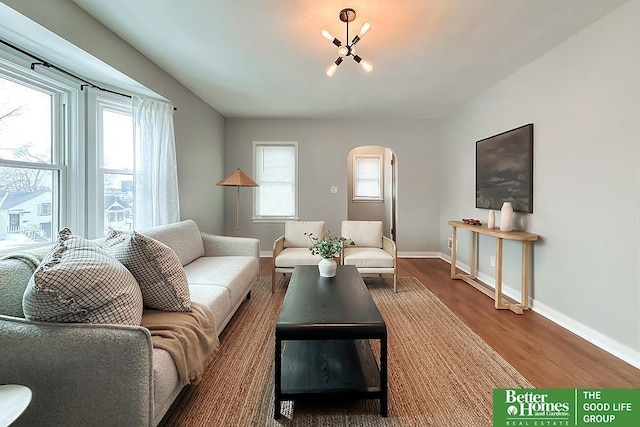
left=272, top=220, right=325, bottom=292
left=340, top=220, right=398, bottom=292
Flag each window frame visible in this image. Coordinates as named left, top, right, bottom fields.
left=0, top=53, right=76, bottom=253
left=86, top=92, right=134, bottom=238
left=252, top=141, right=298, bottom=222
left=352, top=154, right=384, bottom=202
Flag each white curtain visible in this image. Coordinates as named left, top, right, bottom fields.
left=132, top=96, right=180, bottom=229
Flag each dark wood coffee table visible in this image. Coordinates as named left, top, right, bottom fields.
left=274, top=265, right=388, bottom=418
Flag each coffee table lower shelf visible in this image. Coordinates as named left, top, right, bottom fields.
left=275, top=339, right=385, bottom=417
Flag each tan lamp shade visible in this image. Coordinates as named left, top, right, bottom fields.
left=216, top=168, right=259, bottom=187
left=216, top=168, right=258, bottom=236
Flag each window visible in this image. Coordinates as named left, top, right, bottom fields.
left=253, top=142, right=297, bottom=220
left=37, top=202, right=51, bottom=216
left=0, top=43, right=172, bottom=252
left=88, top=94, right=134, bottom=236
left=0, top=67, right=69, bottom=250
left=353, top=154, right=383, bottom=201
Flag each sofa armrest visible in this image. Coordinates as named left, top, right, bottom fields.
left=272, top=235, right=285, bottom=259
left=382, top=236, right=397, bottom=264
left=0, top=315, right=154, bottom=427
left=200, top=233, right=260, bottom=258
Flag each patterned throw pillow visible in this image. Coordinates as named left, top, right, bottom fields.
left=103, top=229, right=191, bottom=312
left=22, top=228, right=143, bottom=325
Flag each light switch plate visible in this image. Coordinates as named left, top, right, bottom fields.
left=330, top=186, right=338, bottom=194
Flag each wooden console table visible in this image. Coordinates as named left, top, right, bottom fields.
left=448, top=220, right=539, bottom=314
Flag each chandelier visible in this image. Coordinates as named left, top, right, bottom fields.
left=321, top=8, right=373, bottom=77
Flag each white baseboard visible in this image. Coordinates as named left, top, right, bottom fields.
left=398, top=251, right=440, bottom=258
left=439, top=253, right=640, bottom=369
left=531, top=299, right=640, bottom=369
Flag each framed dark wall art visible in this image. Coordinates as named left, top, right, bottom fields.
left=475, top=123, right=533, bottom=213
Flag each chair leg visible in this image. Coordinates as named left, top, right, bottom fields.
left=272, top=270, right=276, bottom=293
left=393, top=272, right=397, bottom=293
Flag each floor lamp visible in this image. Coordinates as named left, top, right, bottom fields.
left=216, top=168, right=259, bottom=236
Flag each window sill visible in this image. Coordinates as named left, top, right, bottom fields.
left=0, top=241, right=52, bottom=257
left=352, top=199, right=384, bottom=203
left=252, top=217, right=299, bottom=223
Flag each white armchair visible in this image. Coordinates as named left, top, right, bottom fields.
left=272, top=220, right=325, bottom=292
left=340, top=220, right=398, bottom=292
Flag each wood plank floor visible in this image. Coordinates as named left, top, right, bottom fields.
left=261, top=257, right=640, bottom=388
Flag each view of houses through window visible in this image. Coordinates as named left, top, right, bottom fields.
left=0, top=63, right=136, bottom=251
left=0, top=75, right=58, bottom=250
left=100, top=105, right=134, bottom=235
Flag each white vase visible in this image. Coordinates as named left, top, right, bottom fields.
left=487, top=210, right=495, bottom=229
left=318, top=258, right=337, bottom=277
left=500, top=202, right=513, bottom=232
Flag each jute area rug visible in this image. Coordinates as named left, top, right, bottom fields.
left=160, top=275, right=532, bottom=426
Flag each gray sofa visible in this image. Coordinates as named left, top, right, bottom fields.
left=0, top=219, right=260, bottom=426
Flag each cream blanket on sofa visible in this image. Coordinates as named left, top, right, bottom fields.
left=141, top=302, right=219, bottom=385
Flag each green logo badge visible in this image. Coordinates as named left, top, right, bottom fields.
left=493, top=388, right=640, bottom=426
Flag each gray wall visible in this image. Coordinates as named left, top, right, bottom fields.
left=224, top=119, right=439, bottom=254
left=2, top=0, right=227, bottom=234
left=438, top=0, right=640, bottom=356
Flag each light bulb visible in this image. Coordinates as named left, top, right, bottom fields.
left=326, top=63, right=338, bottom=77
left=359, top=21, right=371, bottom=37
left=360, top=59, right=373, bottom=73
left=321, top=29, right=334, bottom=41
left=337, top=46, right=349, bottom=57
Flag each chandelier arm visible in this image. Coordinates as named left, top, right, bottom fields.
left=332, top=38, right=343, bottom=47
left=351, top=54, right=373, bottom=72
left=326, top=56, right=344, bottom=77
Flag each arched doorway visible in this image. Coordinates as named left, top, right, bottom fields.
left=347, top=146, right=397, bottom=241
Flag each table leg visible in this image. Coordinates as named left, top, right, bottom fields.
left=274, top=338, right=282, bottom=419
left=450, top=226, right=458, bottom=278
left=495, top=238, right=505, bottom=309
left=521, top=241, right=530, bottom=310
left=380, top=333, right=388, bottom=417
left=470, top=231, right=478, bottom=279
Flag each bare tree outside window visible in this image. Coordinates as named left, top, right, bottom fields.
left=0, top=76, right=56, bottom=249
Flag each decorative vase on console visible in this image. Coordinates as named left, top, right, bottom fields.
left=500, top=202, right=513, bottom=232
left=487, top=210, right=495, bottom=229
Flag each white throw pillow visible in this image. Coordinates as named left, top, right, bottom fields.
left=22, top=228, right=143, bottom=325
left=103, top=229, right=191, bottom=312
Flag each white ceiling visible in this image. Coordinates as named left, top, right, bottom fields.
left=0, top=3, right=160, bottom=99
left=70, top=0, right=627, bottom=119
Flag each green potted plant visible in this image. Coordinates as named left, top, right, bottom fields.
left=305, top=232, right=355, bottom=277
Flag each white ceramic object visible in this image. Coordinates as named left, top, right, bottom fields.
left=0, top=384, right=32, bottom=426
left=487, top=210, right=495, bottom=229
left=318, top=258, right=337, bottom=277
left=500, top=202, right=513, bottom=232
